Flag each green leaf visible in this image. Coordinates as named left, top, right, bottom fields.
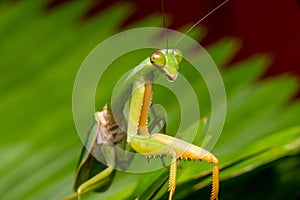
left=0, top=1, right=299, bottom=200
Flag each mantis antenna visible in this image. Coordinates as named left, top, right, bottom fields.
left=162, top=0, right=169, bottom=51
left=174, top=0, right=230, bottom=48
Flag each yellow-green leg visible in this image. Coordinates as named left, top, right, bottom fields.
left=76, top=167, right=114, bottom=199
left=64, top=167, right=114, bottom=200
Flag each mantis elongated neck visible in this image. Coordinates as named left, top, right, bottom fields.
left=126, top=58, right=155, bottom=81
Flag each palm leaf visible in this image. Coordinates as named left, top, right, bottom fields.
left=0, top=1, right=299, bottom=200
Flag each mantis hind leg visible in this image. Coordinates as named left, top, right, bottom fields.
left=77, top=167, right=114, bottom=199
left=64, top=167, right=115, bottom=200
left=65, top=144, right=117, bottom=200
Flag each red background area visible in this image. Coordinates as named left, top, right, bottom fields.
left=122, top=0, right=300, bottom=77
left=49, top=0, right=300, bottom=95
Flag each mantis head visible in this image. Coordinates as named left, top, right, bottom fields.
left=150, top=49, right=182, bottom=82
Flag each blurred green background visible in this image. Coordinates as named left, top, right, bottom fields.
left=0, top=1, right=299, bottom=200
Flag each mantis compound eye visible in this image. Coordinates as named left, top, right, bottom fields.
left=150, top=51, right=166, bottom=68
left=173, top=48, right=182, bottom=64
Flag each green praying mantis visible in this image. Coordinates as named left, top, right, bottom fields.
left=65, top=49, right=219, bottom=200
left=65, top=0, right=233, bottom=199
left=119, top=48, right=219, bottom=200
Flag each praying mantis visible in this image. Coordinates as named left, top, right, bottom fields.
left=66, top=49, right=219, bottom=200
left=66, top=0, right=232, bottom=199
left=115, top=48, right=219, bottom=200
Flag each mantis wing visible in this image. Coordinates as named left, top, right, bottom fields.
left=74, top=115, right=118, bottom=192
